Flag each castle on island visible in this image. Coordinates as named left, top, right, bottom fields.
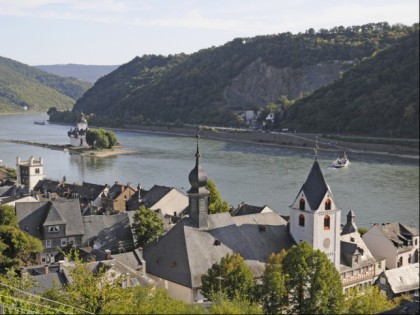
left=67, top=111, right=89, bottom=147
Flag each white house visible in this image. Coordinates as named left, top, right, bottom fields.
left=68, top=112, right=89, bottom=147
left=362, top=223, right=419, bottom=269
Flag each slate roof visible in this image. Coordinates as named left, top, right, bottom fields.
left=298, top=160, right=330, bottom=210
left=375, top=222, right=419, bottom=248
left=112, top=249, right=145, bottom=272
left=140, top=185, right=172, bottom=208
left=43, top=204, right=65, bottom=226
left=143, top=212, right=292, bottom=289
left=33, top=179, right=60, bottom=192
left=384, top=264, right=419, bottom=294
left=341, top=210, right=357, bottom=235
left=16, top=200, right=84, bottom=238
left=81, top=213, right=135, bottom=254
left=33, top=179, right=106, bottom=201
left=230, top=203, right=272, bottom=216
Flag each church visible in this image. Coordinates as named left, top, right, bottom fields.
left=143, top=136, right=385, bottom=303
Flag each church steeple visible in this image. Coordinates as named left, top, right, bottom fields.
left=187, top=135, right=210, bottom=229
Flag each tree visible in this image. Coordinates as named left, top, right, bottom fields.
left=209, top=292, right=263, bottom=314
left=132, top=205, right=164, bottom=247
left=344, top=285, right=398, bottom=314
left=86, top=128, right=118, bottom=149
left=0, top=205, right=43, bottom=272
left=206, top=179, right=230, bottom=214
left=282, top=241, right=344, bottom=314
left=201, top=253, right=255, bottom=301
left=260, top=251, right=288, bottom=314
left=47, top=106, right=57, bottom=116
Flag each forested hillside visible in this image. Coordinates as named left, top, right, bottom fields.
left=36, top=64, right=119, bottom=83
left=283, top=28, right=419, bottom=138
left=71, top=22, right=416, bottom=128
left=0, top=57, right=91, bottom=113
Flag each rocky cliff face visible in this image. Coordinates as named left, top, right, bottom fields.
left=223, top=57, right=353, bottom=108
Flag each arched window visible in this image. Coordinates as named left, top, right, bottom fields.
left=324, top=215, right=330, bottom=230
left=299, top=198, right=305, bottom=210
left=325, top=199, right=331, bottom=210
left=299, top=214, right=305, bottom=226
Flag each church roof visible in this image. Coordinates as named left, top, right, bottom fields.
left=300, top=160, right=329, bottom=210
left=188, top=136, right=209, bottom=194
left=143, top=212, right=292, bottom=288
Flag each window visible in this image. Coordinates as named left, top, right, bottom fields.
left=415, top=238, right=418, bottom=246
left=68, top=237, right=75, bottom=245
left=61, top=238, right=67, bottom=247
left=35, top=168, right=40, bottom=174
left=378, top=261, right=382, bottom=269
left=46, top=240, right=51, bottom=248
left=325, top=199, right=331, bottom=210
left=358, top=268, right=361, bottom=275
left=299, top=198, right=305, bottom=210
left=408, top=254, right=411, bottom=264
left=48, top=226, right=60, bottom=232
left=398, top=256, right=403, bottom=267
left=299, top=214, right=305, bottom=227
left=366, top=265, right=370, bottom=272
left=324, top=215, right=330, bottom=230
left=351, top=270, right=354, bottom=277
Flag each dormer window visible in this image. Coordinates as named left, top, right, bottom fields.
left=299, top=214, right=305, bottom=227
left=324, top=215, right=330, bottom=230
left=48, top=225, right=60, bottom=233
left=299, top=198, right=305, bottom=210
left=325, top=199, right=331, bottom=210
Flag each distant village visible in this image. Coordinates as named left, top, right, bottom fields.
left=0, top=113, right=418, bottom=307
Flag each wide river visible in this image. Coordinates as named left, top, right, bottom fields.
left=0, top=114, right=418, bottom=228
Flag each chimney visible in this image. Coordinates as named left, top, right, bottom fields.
left=126, top=273, right=131, bottom=288
left=44, top=264, right=49, bottom=274
left=105, top=249, right=112, bottom=260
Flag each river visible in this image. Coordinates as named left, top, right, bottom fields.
left=0, top=114, right=418, bottom=228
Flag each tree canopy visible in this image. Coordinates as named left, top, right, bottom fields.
left=86, top=128, right=118, bottom=149
left=0, top=205, right=43, bottom=272
left=201, top=253, right=255, bottom=301
left=132, top=205, right=164, bottom=247
left=282, top=241, right=344, bottom=314
left=206, top=179, right=230, bottom=214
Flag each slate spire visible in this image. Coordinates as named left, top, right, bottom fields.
left=188, top=135, right=209, bottom=194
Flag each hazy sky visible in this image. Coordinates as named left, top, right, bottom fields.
left=1, top=0, right=418, bottom=66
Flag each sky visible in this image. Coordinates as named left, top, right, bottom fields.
left=0, top=0, right=418, bottom=66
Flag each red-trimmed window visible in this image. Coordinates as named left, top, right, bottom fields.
left=324, top=215, right=330, bottom=230
left=299, top=198, right=305, bottom=210
left=325, top=199, right=331, bottom=210
left=299, top=214, right=305, bottom=227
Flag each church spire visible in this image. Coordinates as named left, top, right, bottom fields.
left=188, top=135, right=210, bottom=229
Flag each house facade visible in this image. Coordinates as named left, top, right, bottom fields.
left=16, top=199, right=84, bottom=263
left=362, top=223, right=419, bottom=269
left=101, top=182, right=137, bottom=213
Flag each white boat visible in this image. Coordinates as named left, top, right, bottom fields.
left=332, top=152, right=350, bottom=168
left=34, top=120, right=46, bottom=125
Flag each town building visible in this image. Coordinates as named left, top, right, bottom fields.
left=16, top=199, right=84, bottom=263
left=100, top=182, right=137, bottom=213
left=362, top=222, right=419, bottom=269
left=68, top=111, right=89, bottom=147
left=143, top=136, right=293, bottom=302
left=16, top=156, right=45, bottom=192
left=375, top=263, right=419, bottom=299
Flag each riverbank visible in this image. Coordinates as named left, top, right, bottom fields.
left=120, top=124, right=420, bottom=159
left=0, top=139, right=135, bottom=157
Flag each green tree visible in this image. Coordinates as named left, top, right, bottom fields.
left=209, top=292, right=263, bottom=314
left=206, top=179, right=230, bottom=214
left=201, top=253, right=255, bottom=301
left=0, top=205, right=43, bottom=272
left=132, top=205, right=164, bottom=247
left=344, top=285, right=398, bottom=314
left=260, top=251, right=288, bottom=314
left=282, top=241, right=344, bottom=314
left=86, top=128, right=118, bottom=149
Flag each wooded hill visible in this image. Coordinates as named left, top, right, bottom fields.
left=69, top=22, right=417, bottom=135
left=36, top=64, right=119, bottom=83
left=283, top=28, right=419, bottom=138
left=0, top=56, right=91, bottom=113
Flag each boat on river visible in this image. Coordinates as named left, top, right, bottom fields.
left=332, top=152, right=350, bottom=168
left=34, top=120, right=46, bottom=125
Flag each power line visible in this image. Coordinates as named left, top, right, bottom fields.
left=0, top=282, right=94, bottom=314
left=0, top=293, right=72, bottom=314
